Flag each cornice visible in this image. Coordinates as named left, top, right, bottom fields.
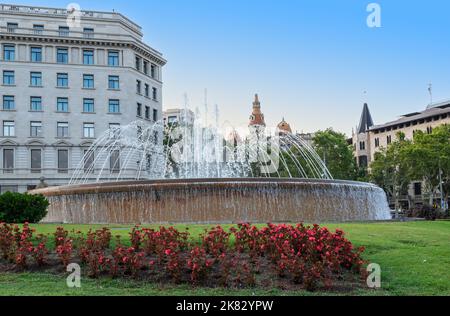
left=0, top=33, right=167, bottom=66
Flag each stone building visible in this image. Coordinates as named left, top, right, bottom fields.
left=352, top=100, right=450, bottom=206
left=0, top=4, right=166, bottom=193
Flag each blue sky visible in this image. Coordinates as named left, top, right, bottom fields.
left=11, top=0, right=450, bottom=135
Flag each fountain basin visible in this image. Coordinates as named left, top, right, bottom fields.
left=31, top=178, right=392, bottom=224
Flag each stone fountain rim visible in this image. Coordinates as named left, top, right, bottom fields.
left=30, top=178, right=381, bottom=197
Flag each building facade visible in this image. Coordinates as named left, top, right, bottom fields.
left=163, top=108, right=195, bottom=127
left=0, top=4, right=166, bottom=193
left=352, top=100, right=450, bottom=205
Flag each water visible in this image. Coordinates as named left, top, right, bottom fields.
left=70, top=105, right=332, bottom=185
left=40, top=179, right=392, bottom=224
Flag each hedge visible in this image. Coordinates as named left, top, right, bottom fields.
left=0, top=192, right=49, bottom=223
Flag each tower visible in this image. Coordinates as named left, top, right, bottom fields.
left=249, top=94, right=266, bottom=127
left=353, top=103, right=374, bottom=168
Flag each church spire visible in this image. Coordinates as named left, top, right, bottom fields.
left=357, top=103, right=374, bottom=134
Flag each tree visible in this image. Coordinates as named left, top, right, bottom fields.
left=312, top=129, right=358, bottom=180
left=403, top=125, right=450, bottom=206
left=370, top=132, right=411, bottom=210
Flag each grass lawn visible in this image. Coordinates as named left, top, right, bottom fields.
left=0, top=221, right=449, bottom=296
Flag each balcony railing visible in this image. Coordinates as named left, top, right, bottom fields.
left=0, top=3, right=142, bottom=34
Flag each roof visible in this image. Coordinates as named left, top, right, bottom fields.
left=277, top=118, right=292, bottom=134
left=427, top=99, right=450, bottom=110
left=370, top=101, right=450, bottom=132
left=357, top=103, right=374, bottom=134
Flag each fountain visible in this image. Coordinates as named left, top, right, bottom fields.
left=32, top=101, right=392, bottom=224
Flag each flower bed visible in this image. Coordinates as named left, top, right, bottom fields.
left=0, top=222, right=366, bottom=291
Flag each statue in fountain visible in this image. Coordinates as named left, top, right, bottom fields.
left=36, top=177, right=49, bottom=189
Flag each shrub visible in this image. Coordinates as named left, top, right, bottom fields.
left=32, top=234, right=48, bottom=266
left=0, top=223, right=15, bottom=261
left=187, top=247, right=214, bottom=285
left=406, top=204, right=447, bottom=220
left=56, top=239, right=73, bottom=267
left=0, top=192, right=49, bottom=223
left=0, top=223, right=366, bottom=291
left=54, top=227, right=69, bottom=248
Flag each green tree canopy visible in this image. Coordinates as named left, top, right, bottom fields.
left=403, top=125, right=450, bottom=205
left=312, top=128, right=358, bottom=180
left=370, top=132, right=411, bottom=209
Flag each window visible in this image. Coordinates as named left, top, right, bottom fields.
left=1, top=185, right=18, bottom=193
left=30, top=72, right=42, bottom=86
left=135, top=56, right=141, bottom=71
left=83, top=28, right=94, bottom=38
left=84, top=150, right=94, bottom=173
left=110, top=150, right=120, bottom=173
left=57, top=122, right=69, bottom=138
left=145, top=84, right=149, bottom=97
left=30, top=97, right=42, bottom=111
left=3, top=149, right=14, bottom=174
left=137, top=126, right=143, bottom=141
left=151, top=64, right=157, bottom=79
left=59, top=26, right=69, bottom=37
left=30, top=121, right=43, bottom=137
left=143, top=61, right=149, bottom=75
left=58, top=149, right=69, bottom=173
left=57, top=97, right=69, bottom=112
left=414, top=182, right=422, bottom=196
left=3, top=121, right=15, bottom=137
left=83, top=123, right=95, bottom=138
left=83, top=74, right=94, bottom=88
left=3, top=96, right=15, bottom=110
left=359, top=141, right=365, bottom=151
left=30, top=47, right=42, bottom=62
left=387, top=135, right=392, bottom=145
left=57, top=48, right=68, bottom=64
left=3, top=71, right=15, bottom=85
left=137, top=103, right=142, bottom=117
left=358, top=156, right=368, bottom=168
left=426, top=126, right=433, bottom=134
left=168, top=116, right=178, bottom=125
left=3, top=45, right=15, bottom=61
left=108, top=51, right=119, bottom=66
left=108, top=100, right=120, bottom=113
left=33, top=24, right=44, bottom=35
left=136, top=80, right=142, bottom=94
left=30, top=149, right=42, bottom=173
left=83, top=99, right=94, bottom=113
left=57, top=73, right=68, bottom=87
left=108, top=76, right=119, bottom=89
left=152, top=87, right=158, bottom=100
left=145, top=106, right=150, bottom=120
left=7, top=23, right=18, bottom=33
left=153, top=109, right=158, bottom=122
left=375, top=138, right=380, bottom=148
left=83, top=49, right=94, bottom=65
